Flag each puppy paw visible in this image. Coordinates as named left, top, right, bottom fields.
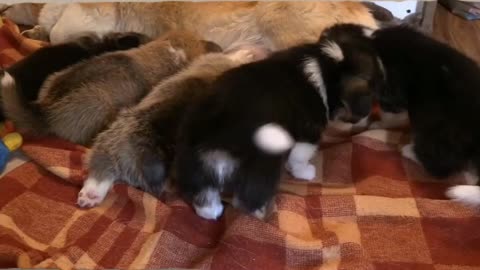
left=77, top=189, right=103, bottom=208
left=252, top=205, right=267, bottom=220
left=401, top=144, right=419, bottom=163
left=194, top=201, right=224, bottom=220
left=287, top=163, right=316, bottom=181
left=446, top=185, right=480, bottom=207
left=77, top=176, right=113, bottom=208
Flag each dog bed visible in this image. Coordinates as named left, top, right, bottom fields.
left=0, top=18, right=479, bottom=269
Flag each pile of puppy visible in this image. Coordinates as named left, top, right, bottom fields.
left=1, top=23, right=480, bottom=220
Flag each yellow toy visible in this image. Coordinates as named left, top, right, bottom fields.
left=0, top=121, right=23, bottom=172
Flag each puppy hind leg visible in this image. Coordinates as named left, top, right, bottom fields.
left=80, top=151, right=118, bottom=208
left=413, top=136, right=466, bottom=179
left=286, top=142, right=318, bottom=181
left=446, top=158, right=480, bottom=208
left=446, top=167, right=480, bottom=208
left=193, top=188, right=224, bottom=220
left=78, top=176, right=115, bottom=208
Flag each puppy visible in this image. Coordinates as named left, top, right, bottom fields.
left=3, top=31, right=221, bottom=145
left=175, top=24, right=385, bottom=220
left=77, top=48, right=265, bottom=208
left=0, top=31, right=150, bottom=122
left=3, top=2, right=377, bottom=50
left=370, top=25, right=480, bottom=208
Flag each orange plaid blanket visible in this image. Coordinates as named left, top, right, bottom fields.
left=1, top=19, right=479, bottom=269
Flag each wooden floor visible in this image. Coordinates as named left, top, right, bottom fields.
left=433, top=4, right=480, bottom=63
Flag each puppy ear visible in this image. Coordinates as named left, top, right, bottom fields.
left=319, top=24, right=376, bottom=62
left=319, top=24, right=376, bottom=49
left=321, top=40, right=344, bottom=62
left=201, top=40, right=223, bottom=53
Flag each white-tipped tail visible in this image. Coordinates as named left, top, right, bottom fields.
left=253, top=123, right=294, bottom=154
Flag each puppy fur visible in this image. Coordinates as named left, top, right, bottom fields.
left=77, top=48, right=263, bottom=208
left=371, top=25, right=480, bottom=208
left=175, top=24, right=385, bottom=220
left=5, top=31, right=221, bottom=145
left=5, top=2, right=377, bottom=51
left=0, top=31, right=151, bottom=122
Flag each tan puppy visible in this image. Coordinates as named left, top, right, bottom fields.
left=3, top=2, right=377, bottom=50
left=3, top=31, right=221, bottom=145
left=78, top=48, right=264, bottom=208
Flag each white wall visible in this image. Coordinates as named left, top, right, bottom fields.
left=372, top=1, right=420, bottom=19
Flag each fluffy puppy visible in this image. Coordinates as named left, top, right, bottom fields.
left=175, top=24, right=385, bottom=220
left=77, top=48, right=264, bottom=208
left=370, top=25, right=480, bottom=208
left=3, top=31, right=221, bottom=145
left=0, top=31, right=150, bottom=122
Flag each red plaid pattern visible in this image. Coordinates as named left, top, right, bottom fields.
left=1, top=18, right=479, bottom=270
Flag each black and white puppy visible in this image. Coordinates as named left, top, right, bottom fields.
left=0, top=31, right=150, bottom=122
left=175, top=24, right=385, bottom=220
left=370, top=25, right=480, bottom=208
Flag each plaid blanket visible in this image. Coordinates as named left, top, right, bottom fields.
left=1, top=18, right=479, bottom=269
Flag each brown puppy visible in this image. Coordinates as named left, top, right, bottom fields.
left=78, top=48, right=264, bottom=208
left=3, top=2, right=377, bottom=50
left=3, top=31, right=221, bottom=145
left=1, top=31, right=151, bottom=122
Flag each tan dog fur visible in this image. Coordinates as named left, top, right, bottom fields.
left=4, top=2, right=377, bottom=50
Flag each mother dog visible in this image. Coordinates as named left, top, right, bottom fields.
left=3, top=2, right=377, bottom=51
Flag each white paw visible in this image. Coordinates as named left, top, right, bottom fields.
left=77, top=188, right=104, bottom=208
left=287, top=163, right=316, bottom=181
left=194, top=201, right=224, bottom=220
left=446, top=185, right=480, bottom=208
left=77, top=176, right=113, bottom=208
left=401, top=144, right=419, bottom=163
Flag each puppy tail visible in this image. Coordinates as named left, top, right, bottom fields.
left=1, top=72, right=46, bottom=133
left=253, top=123, right=294, bottom=154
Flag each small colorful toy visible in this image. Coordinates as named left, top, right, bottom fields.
left=0, top=121, right=22, bottom=173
